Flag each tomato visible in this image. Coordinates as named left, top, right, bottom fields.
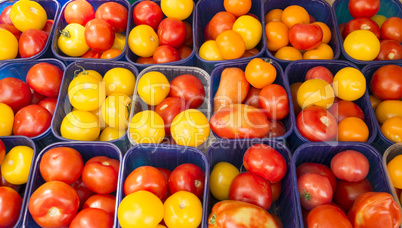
left=381, top=17, right=402, bottom=43
left=29, top=181, right=80, bottom=227
left=258, top=84, right=289, bottom=120
left=289, top=23, right=323, bottom=51
left=241, top=48, right=259, bottom=58
left=348, top=0, right=380, bottom=18
left=26, top=62, right=63, bottom=98
left=1, top=145, right=33, bottom=186
left=267, top=120, right=286, bottom=138
left=370, top=95, right=381, bottom=109
left=129, top=110, right=165, bottom=144
left=216, top=30, right=245, bottom=60
left=101, top=94, right=131, bottom=130
left=95, top=2, right=128, bottom=33
left=274, top=46, right=303, bottom=60
left=42, top=19, right=53, bottom=35
left=136, top=56, right=155, bottom=64
left=1, top=171, right=21, bottom=195
left=344, top=30, right=380, bottom=61
left=160, top=0, right=193, bottom=21
left=38, top=98, right=57, bottom=116
left=0, top=78, right=32, bottom=113
left=331, top=150, right=369, bottom=182
left=99, top=127, right=124, bottom=141
left=70, top=177, right=95, bottom=209
left=208, top=11, right=236, bottom=40
left=0, top=5, right=12, bottom=24
left=82, top=156, right=120, bottom=194
left=60, top=111, right=100, bottom=141
left=81, top=49, right=101, bottom=58
left=83, top=194, right=116, bottom=217
left=68, top=74, right=106, bottom=111
left=296, top=162, right=337, bottom=192
left=64, top=0, right=94, bottom=25
left=169, top=74, right=205, bottom=109
left=265, top=21, right=289, bottom=52
left=245, top=58, right=276, bottom=89
left=377, top=40, right=402, bottom=60
left=124, top=166, right=167, bottom=199
left=10, top=0, right=47, bottom=32
left=233, top=15, right=262, bottom=50
left=178, top=45, right=192, bottom=59
left=153, top=45, right=181, bottom=63
left=328, top=100, right=364, bottom=123
left=13, top=105, right=52, bottom=137
left=0, top=103, right=14, bottom=136
left=0, top=24, right=21, bottom=40
left=371, top=65, right=402, bottom=100
left=333, top=67, right=366, bottom=101
left=85, top=19, right=114, bottom=52
left=0, top=140, right=4, bottom=165
left=303, top=43, right=334, bottom=60
left=157, top=18, right=186, bottom=48
left=337, top=117, right=369, bottom=142
left=101, top=48, right=122, bottom=59
left=102, top=68, right=135, bottom=97
left=305, top=66, right=333, bottom=83
left=164, top=191, right=202, bottom=228
left=168, top=163, right=205, bottom=199
left=0, top=29, right=18, bottom=60
left=297, top=173, right=333, bottom=210
left=382, top=117, right=402, bottom=143
left=133, top=0, right=163, bottom=31
left=111, top=33, right=126, bottom=51
left=118, top=190, right=164, bottom=228
left=265, top=9, right=282, bottom=23
left=297, top=79, right=335, bottom=109
left=375, top=100, right=402, bottom=124
left=58, top=23, right=90, bottom=57
left=0, top=187, right=22, bottom=228
left=343, top=18, right=380, bottom=39
left=281, top=5, right=309, bottom=28
left=334, top=179, right=372, bottom=212
left=297, top=106, right=338, bottom=142
left=171, top=109, right=210, bottom=146
left=199, top=40, right=223, bottom=60
left=307, top=204, right=352, bottom=228
left=155, top=97, right=186, bottom=135
left=210, top=162, right=239, bottom=200
left=182, top=21, right=193, bottom=47
left=31, top=90, right=46, bottom=105
left=224, top=0, right=251, bottom=17
left=313, top=22, right=331, bottom=44
left=137, top=71, right=170, bottom=106
left=243, top=86, right=260, bottom=108
left=70, top=208, right=113, bottom=228
left=388, top=155, right=402, bottom=189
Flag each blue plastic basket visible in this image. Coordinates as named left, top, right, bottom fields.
left=194, top=0, right=266, bottom=74
left=21, top=141, right=123, bottom=228
left=206, top=139, right=298, bottom=228
left=0, top=0, right=60, bottom=63
left=0, top=136, right=37, bottom=228
left=117, top=143, right=209, bottom=228
left=0, top=59, right=66, bottom=150
left=292, top=142, right=394, bottom=227
left=126, top=0, right=196, bottom=72
left=285, top=60, right=378, bottom=151
left=51, top=0, right=131, bottom=64
left=333, top=0, right=402, bottom=68
left=51, top=61, right=139, bottom=153
left=264, top=0, right=341, bottom=69
left=210, top=58, right=294, bottom=143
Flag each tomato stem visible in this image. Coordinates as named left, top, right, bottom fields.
left=301, top=189, right=312, bottom=201
left=60, top=29, right=71, bottom=38
left=208, top=213, right=217, bottom=225
left=47, top=207, right=61, bottom=217
left=194, top=180, right=201, bottom=188
left=73, top=64, right=88, bottom=78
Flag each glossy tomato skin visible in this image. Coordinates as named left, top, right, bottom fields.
left=348, top=0, right=380, bottom=18
left=305, top=66, right=333, bottom=83
left=328, top=100, right=365, bottom=122
left=298, top=173, right=333, bottom=210
left=296, top=162, right=337, bottom=192
left=334, top=179, right=372, bottom=212
left=289, top=23, right=323, bottom=50
left=229, top=172, right=272, bottom=210
left=85, top=19, right=114, bottom=52
left=268, top=120, right=286, bottom=138
left=133, top=0, right=163, bottom=31
left=370, top=64, right=402, bottom=100
left=307, top=204, right=352, bottom=228
left=83, top=194, right=116, bottom=217
left=0, top=5, right=12, bottom=24
left=82, top=156, right=120, bottom=194
left=19, top=29, right=48, bottom=58
left=331, top=150, right=369, bottom=182
left=157, top=18, right=186, bottom=48
left=81, top=49, right=102, bottom=58
left=343, top=18, right=380, bottom=39
left=208, top=11, right=236, bottom=40
left=297, top=106, right=338, bottom=142
left=155, top=97, right=186, bottom=135
left=258, top=84, right=289, bottom=120
left=0, top=77, right=32, bottom=113
left=168, top=163, right=205, bottom=199
left=31, top=90, right=46, bottom=105
left=38, top=98, right=57, bottom=116
left=0, top=186, right=22, bottom=228
left=169, top=74, right=205, bottom=109
left=153, top=45, right=181, bottom=63
left=70, top=208, right=113, bottom=228
left=381, top=17, right=402, bottom=43
left=0, top=24, right=21, bottom=40
left=124, top=166, right=167, bottom=200
left=13, top=105, right=52, bottom=137
left=376, top=40, right=402, bottom=60
left=26, top=62, right=63, bottom=98
left=243, top=86, right=260, bottom=108
left=71, top=178, right=95, bottom=209
left=95, top=2, right=128, bottom=33
left=42, top=20, right=54, bottom=35
left=64, top=0, right=95, bottom=26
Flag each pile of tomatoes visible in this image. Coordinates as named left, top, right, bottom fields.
left=118, top=163, right=205, bottom=228
left=0, top=0, right=53, bottom=60
left=265, top=5, right=334, bottom=61
left=57, top=0, right=128, bottom=59
left=0, top=62, right=63, bottom=137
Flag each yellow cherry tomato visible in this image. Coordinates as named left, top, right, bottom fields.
left=281, top=5, right=309, bottom=28
left=313, top=22, right=331, bottom=44
left=303, top=43, right=334, bottom=60
left=210, top=162, right=239, bottom=200
left=137, top=71, right=170, bottom=106
left=333, top=67, right=366, bottom=101
left=10, top=0, right=47, bottom=32
left=60, top=111, right=100, bottom=141
left=375, top=100, right=402, bottom=124
left=171, top=109, right=210, bottom=147
left=77, top=69, right=103, bottom=81
left=1, top=146, right=34, bottom=185
left=381, top=117, right=402, bottom=143
left=101, top=94, right=131, bottom=130
left=387, top=155, right=402, bottom=189
left=371, top=15, right=387, bottom=28
left=199, top=40, right=224, bottom=61
left=112, top=33, right=126, bottom=51
left=163, top=191, right=202, bottom=228
left=118, top=190, right=164, bottom=228
left=161, top=0, right=193, bottom=20
left=58, top=23, right=90, bottom=57
left=265, top=9, right=283, bottom=23
left=274, top=46, right=302, bottom=61
left=233, top=15, right=262, bottom=50
left=343, top=30, right=380, bottom=61
left=265, top=21, right=289, bottom=52
left=68, top=75, right=106, bottom=111
left=103, top=67, right=136, bottom=96
left=245, top=58, right=277, bottom=89
left=100, top=127, right=125, bottom=141
left=129, top=110, right=165, bottom=144
left=128, top=25, right=159, bottom=58
left=0, top=103, right=14, bottom=136
left=297, top=79, right=335, bottom=109
left=0, top=29, right=18, bottom=60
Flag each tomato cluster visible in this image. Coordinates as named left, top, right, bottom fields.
left=57, top=0, right=128, bottom=59
left=0, top=0, right=52, bottom=60
left=118, top=163, right=204, bottom=228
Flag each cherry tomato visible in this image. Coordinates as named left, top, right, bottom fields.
left=0, top=5, right=12, bottom=24
left=70, top=208, right=113, bottom=228
left=170, top=109, right=210, bottom=146
left=101, top=93, right=131, bottom=130
left=1, top=145, right=33, bottom=185
left=136, top=57, right=155, bottom=64
left=0, top=187, right=22, bottom=228
left=209, top=162, right=239, bottom=201
left=388, top=155, right=402, bottom=189
left=328, top=100, right=365, bottom=123
left=265, top=21, right=288, bottom=52
left=343, top=30, right=380, bottom=61
left=224, top=0, right=251, bottom=17
left=95, top=2, right=128, bottom=33
left=26, top=62, right=63, bottom=98
left=157, top=18, right=186, bottom=48
left=233, top=15, right=262, bottom=50
left=199, top=40, right=223, bottom=60
left=297, top=79, right=334, bottom=109
left=183, top=21, right=193, bottom=47
left=375, top=100, right=402, bottom=124
left=298, top=173, right=333, bottom=210
left=215, top=30, right=245, bottom=60
left=133, top=0, right=163, bottom=31
left=153, top=45, right=181, bottom=63
left=343, top=18, right=380, bottom=39
left=307, top=205, right=352, bottom=228
left=297, top=162, right=337, bottom=192
left=70, top=177, right=95, bottom=209
left=155, top=97, right=186, bottom=135
left=13, top=105, right=52, bottom=137
left=83, top=194, right=116, bottom=217
left=381, top=17, right=402, bottom=43
left=81, top=49, right=101, bottom=58
left=337, top=117, right=369, bottom=142
left=169, top=74, right=205, bottom=109
left=42, top=20, right=53, bottom=35
left=129, top=110, right=165, bottom=144
left=85, top=19, right=114, bottom=52
left=333, top=67, right=366, bottom=102
left=0, top=140, right=4, bottom=165
left=0, top=103, right=14, bottom=136
left=168, top=163, right=205, bottom=199
left=281, top=5, right=309, bottom=28
left=68, top=74, right=106, bottom=111
left=303, top=43, right=334, bottom=60
left=348, top=0, right=380, bottom=18
left=100, top=48, right=122, bottom=59
left=58, top=23, right=90, bottom=57
left=19, top=29, right=48, bottom=58
left=208, top=11, right=236, bottom=40
left=60, top=111, right=100, bottom=141
left=160, top=0, right=193, bottom=21
left=289, top=23, right=323, bottom=51
left=31, top=90, right=46, bottom=105
left=265, top=9, right=283, bottom=23
left=268, top=120, right=286, bottom=138
left=313, top=22, right=331, bottom=44
left=178, top=45, right=192, bottom=59
left=377, top=40, right=402, bottom=60
left=297, top=106, right=338, bottom=142
left=245, top=58, right=277, bottom=89
left=334, top=179, right=372, bottom=212
left=0, top=29, right=18, bottom=60
left=305, top=66, right=333, bottom=83
left=0, top=78, right=32, bottom=113
left=258, top=84, right=289, bottom=120
left=0, top=24, right=21, bottom=40
left=38, top=98, right=57, bottom=116
left=369, top=95, right=381, bottom=109
left=275, top=46, right=302, bottom=60
left=10, top=0, right=47, bottom=32
left=243, top=86, right=260, bottom=108
left=330, top=150, right=369, bottom=182
left=82, top=156, right=120, bottom=194
left=381, top=117, right=402, bottom=143
left=64, top=0, right=95, bottom=26
left=124, top=166, right=167, bottom=199
left=163, top=191, right=202, bottom=228
left=370, top=64, right=402, bottom=100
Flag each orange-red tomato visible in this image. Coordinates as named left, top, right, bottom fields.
left=281, top=5, right=310, bottom=28
left=215, top=30, right=245, bottom=60
left=337, top=117, right=369, bottom=142
left=265, top=21, right=289, bottom=52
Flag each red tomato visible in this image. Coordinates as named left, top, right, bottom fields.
left=305, top=66, right=334, bottom=84
left=169, top=74, right=205, bottom=109
left=70, top=178, right=95, bottom=209
left=13, top=105, right=52, bottom=137
left=381, top=17, right=402, bottom=43
left=289, top=24, right=323, bottom=50
left=31, top=90, right=46, bottom=105
left=155, top=97, right=186, bottom=135
left=38, top=98, right=57, bottom=116
left=296, top=162, right=337, bottom=192
left=377, top=40, right=402, bottom=60
left=268, top=120, right=286, bottom=138
left=83, top=194, right=116, bottom=217
left=81, top=49, right=102, bottom=58
left=243, top=144, right=287, bottom=183
left=42, top=20, right=54, bottom=35
left=157, top=18, right=186, bottom=48
left=331, top=150, right=369, bottom=182
left=296, top=106, right=338, bottom=142
left=136, top=57, right=155, bottom=64
left=243, top=86, right=260, bottom=108
left=271, top=181, right=281, bottom=202
left=95, top=2, right=128, bottom=33
left=133, top=0, right=163, bottom=31
left=0, top=187, right=22, bottom=228
left=124, top=166, right=167, bottom=199
left=153, top=45, right=180, bottom=63
left=19, top=29, right=48, bottom=58
left=168, top=163, right=205, bottom=199
left=229, top=172, right=272, bottom=210
left=297, top=173, right=333, bottom=210
left=328, top=100, right=365, bottom=123
left=0, top=24, right=21, bottom=40
left=70, top=208, right=113, bottom=228
left=178, top=46, right=192, bottom=59
left=0, top=140, right=4, bottom=165
left=64, top=0, right=95, bottom=26
left=39, top=147, right=83, bottom=185
left=258, top=84, right=289, bottom=120
left=0, top=169, right=21, bottom=192
left=157, top=167, right=171, bottom=201
left=82, top=156, right=120, bottom=194
left=26, top=62, right=63, bottom=98
left=28, top=181, right=80, bottom=227
left=85, top=19, right=114, bottom=52
left=343, top=18, right=380, bottom=39
left=370, top=64, right=402, bottom=100
left=183, top=21, right=193, bottom=47
left=208, top=11, right=236, bottom=40
left=204, top=22, right=213, bottom=41
left=348, top=0, right=380, bottom=18
left=0, top=78, right=32, bottom=113
left=0, top=5, right=12, bottom=24
left=307, top=205, right=352, bottom=228
left=333, top=179, right=372, bottom=212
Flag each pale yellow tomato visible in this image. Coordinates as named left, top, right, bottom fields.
left=171, top=109, right=210, bottom=147
left=101, top=94, right=131, bottom=130
left=68, top=75, right=106, bottom=111
left=99, top=127, right=125, bottom=141
left=129, top=110, right=165, bottom=144
left=103, top=68, right=136, bottom=96
left=1, top=146, right=34, bottom=185
left=76, top=69, right=103, bottom=81
left=137, top=71, right=170, bottom=106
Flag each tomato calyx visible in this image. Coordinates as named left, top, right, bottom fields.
left=320, top=116, right=330, bottom=127
left=301, top=189, right=312, bottom=201
left=60, top=29, right=71, bottom=38
left=194, top=180, right=201, bottom=188
left=74, top=64, right=90, bottom=78
left=101, top=161, right=110, bottom=166
left=208, top=213, right=217, bottom=225
left=48, top=207, right=61, bottom=217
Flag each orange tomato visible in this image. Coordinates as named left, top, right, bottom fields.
left=245, top=58, right=277, bottom=89
left=303, top=43, right=334, bottom=60
left=274, top=46, right=302, bottom=60
left=224, top=0, right=252, bottom=17
left=265, top=21, right=289, bottom=52
left=337, top=117, right=369, bottom=142
left=281, top=5, right=310, bottom=28
left=369, top=95, right=381, bottom=109
left=265, top=9, right=283, bottom=24
left=241, top=48, right=259, bottom=58
left=381, top=117, right=402, bottom=143
left=313, top=22, right=331, bottom=44
left=215, top=30, right=245, bottom=60
left=101, top=48, right=122, bottom=59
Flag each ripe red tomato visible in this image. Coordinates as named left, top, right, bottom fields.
left=42, top=20, right=54, bottom=35
left=157, top=18, right=186, bottom=48
left=298, top=173, right=333, bottom=210
left=153, top=45, right=181, bottom=63
left=155, top=97, right=186, bottom=135
left=342, top=18, right=380, bottom=39
left=328, top=100, right=365, bottom=123
left=81, top=49, right=102, bottom=58
left=70, top=208, right=113, bottom=228
left=330, top=150, right=369, bottom=182
left=13, top=105, right=52, bottom=137
left=168, top=163, right=205, bottom=199
left=381, top=17, right=402, bottom=43
left=19, top=29, right=48, bottom=58
left=28, top=181, right=80, bottom=227
left=377, top=40, right=402, bottom=60
left=0, top=78, right=32, bottom=113
left=289, top=24, right=323, bottom=50
left=305, top=66, right=334, bottom=83
left=0, top=186, right=22, bottom=228
left=333, top=179, right=372, bottom=212
left=348, top=0, right=380, bottom=18
left=268, top=120, right=286, bottom=138
left=64, top=0, right=95, bottom=26
left=370, top=64, right=402, bottom=100
left=208, top=11, right=236, bottom=40
left=82, top=156, right=120, bottom=194
left=136, top=57, right=155, bottom=64
left=243, top=144, right=287, bottom=183
left=40, top=147, right=84, bottom=185
left=297, top=106, right=338, bottom=142
left=26, top=62, right=63, bottom=98
left=124, top=166, right=167, bottom=199
left=178, top=46, right=192, bottom=59
left=169, top=74, right=206, bottom=109
left=258, top=84, right=289, bottom=120
left=307, top=205, right=352, bottom=228
left=70, top=178, right=95, bottom=209
left=229, top=172, right=272, bottom=210
left=83, top=194, right=116, bottom=217
left=95, top=2, right=128, bottom=33
left=31, top=90, right=46, bottom=105
left=183, top=21, right=193, bottom=47
left=271, top=181, right=281, bottom=202
left=38, top=98, right=57, bottom=116
left=0, top=5, right=12, bottom=24
left=0, top=24, right=21, bottom=40
left=296, top=162, right=337, bottom=192
left=133, top=0, right=163, bottom=31
left=85, top=19, right=114, bottom=52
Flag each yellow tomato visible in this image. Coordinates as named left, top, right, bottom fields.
left=161, top=0, right=193, bottom=20
left=233, top=15, right=262, bottom=50
left=274, top=46, right=302, bottom=61
left=1, top=146, right=33, bottom=185
left=303, top=43, right=334, bottom=60
left=137, top=71, right=170, bottom=106
left=129, top=110, right=165, bottom=144
left=375, top=100, right=402, bottom=124
left=0, top=103, right=14, bottom=136
left=128, top=25, right=159, bottom=58
left=101, top=94, right=131, bottom=130
left=164, top=191, right=202, bottom=228
left=103, top=68, right=136, bottom=96
left=210, top=162, right=239, bottom=200
left=297, top=79, right=335, bottom=109
left=333, top=67, right=366, bottom=101
left=74, top=107, right=107, bottom=129
left=343, top=30, right=380, bottom=61
left=265, top=9, right=283, bottom=23
left=387, top=155, right=402, bottom=189
left=156, top=225, right=167, bottom=228
left=68, top=75, right=106, bottom=111
left=60, top=111, right=100, bottom=141
left=245, top=58, right=277, bottom=89
left=171, top=109, right=210, bottom=147
left=371, top=15, right=387, bottom=28
left=0, top=29, right=18, bottom=60
left=313, top=22, right=331, bottom=44
left=381, top=117, right=402, bottom=143
left=199, top=40, right=224, bottom=61
left=58, top=23, right=89, bottom=57
left=112, top=33, right=126, bottom=51
left=99, top=127, right=125, bottom=141
left=77, top=69, right=103, bottom=81
left=118, top=190, right=164, bottom=228
left=10, top=0, right=47, bottom=32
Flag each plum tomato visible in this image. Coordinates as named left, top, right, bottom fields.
left=330, top=150, right=369, bottom=182
left=298, top=173, right=333, bottom=210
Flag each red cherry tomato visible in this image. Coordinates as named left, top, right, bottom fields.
left=0, top=186, right=22, bottom=228
left=330, top=150, right=369, bottom=182
left=70, top=208, right=113, bottom=228
left=307, top=204, right=352, bottom=228
left=38, top=98, right=57, bottom=116
left=370, top=64, right=402, bottom=100
left=82, top=156, right=120, bottom=194
left=168, top=163, right=205, bottom=199
left=81, top=49, right=102, bottom=58
left=289, top=24, right=323, bottom=50
left=305, top=66, right=333, bottom=84
left=64, top=0, right=95, bottom=26
left=296, top=162, right=337, bottom=192
left=83, top=194, right=116, bottom=217
left=0, top=5, right=12, bottom=24
left=26, top=62, right=63, bottom=98
left=258, top=84, right=289, bottom=120
left=70, top=178, right=95, bottom=209
left=298, top=173, right=333, bottom=210
left=208, top=11, right=236, bottom=40
left=13, top=105, right=52, bottom=137
left=19, top=29, right=48, bottom=58
left=343, top=18, right=380, bottom=39
left=169, top=74, right=205, bottom=109
left=30, top=90, right=46, bottom=105
left=348, top=0, right=380, bottom=18
left=0, top=78, right=32, bottom=113
left=178, top=46, right=192, bottom=60
left=155, top=97, right=186, bottom=135
left=95, top=2, right=128, bottom=33
left=133, top=0, right=163, bottom=31
left=0, top=24, right=21, bottom=40
left=124, top=166, right=167, bottom=199
left=333, top=178, right=372, bottom=212
left=297, top=106, right=338, bottom=142
left=328, top=100, right=365, bottom=123
left=136, top=57, right=155, bottom=64
left=85, top=19, right=114, bottom=52
left=377, top=40, right=402, bottom=60
left=243, top=86, right=260, bottom=108
left=268, top=120, right=286, bottom=138
left=153, top=45, right=180, bottom=63
left=157, top=18, right=186, bottom=48
left=42, top=20, right=54, bottom=35
left=381, top=17, right=402, bottom=43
